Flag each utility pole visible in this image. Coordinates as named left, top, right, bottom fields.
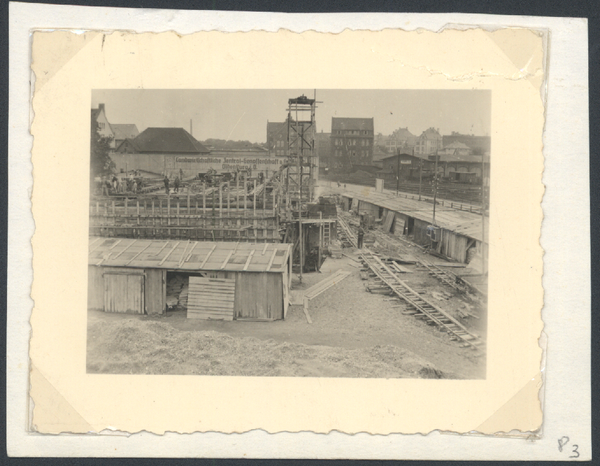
left=396, top=149, right=400, bottom=196
left=432, top=153, right=438, bottom=225
left=418, top=158, right=423, bottom=201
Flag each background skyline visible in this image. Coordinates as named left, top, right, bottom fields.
left=92, top=89, right=491, bottom=144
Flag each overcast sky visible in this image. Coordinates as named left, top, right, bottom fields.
left=92, top=89, right=491, bottom=143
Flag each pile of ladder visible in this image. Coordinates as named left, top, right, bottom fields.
left=337, top=215, right=357, bottom=248
left=419, top=259, right=469, bottom=294
left=359, top=250, right=484, bottom=353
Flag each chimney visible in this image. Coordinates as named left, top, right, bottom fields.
left=99, top=103, right=105, bottom=112
left=190, top=119, right=193, bottom=137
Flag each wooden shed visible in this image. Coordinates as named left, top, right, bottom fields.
left=88, top=237, right=292, bottom=321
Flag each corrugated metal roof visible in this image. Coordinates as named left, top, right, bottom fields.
left=89, top=238, right=291, bottom=273
left=342, top=191, right=488, bottom=243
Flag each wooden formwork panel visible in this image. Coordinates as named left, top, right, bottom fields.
left=187, top=277, right=235, bottom=320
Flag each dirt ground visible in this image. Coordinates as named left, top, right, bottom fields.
left=87, top=220, right=487, bottom=379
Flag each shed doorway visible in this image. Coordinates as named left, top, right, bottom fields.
left=166, top=271, right=206, bottom=312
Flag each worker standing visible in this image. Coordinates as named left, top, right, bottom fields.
left=163, top=175, right=170, bottom=195
left=174, top=176, right=180, bottom=193
left=357, top=224, right=365, bottom=249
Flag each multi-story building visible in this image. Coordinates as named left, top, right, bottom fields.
left=330, top=117, right=374, bottom=169
left=415, top=127, right=443, bottom=156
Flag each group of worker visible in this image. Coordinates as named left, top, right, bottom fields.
left=163, top=175, right=181, bottom=195
left=98, top=173, right=143, bottom=196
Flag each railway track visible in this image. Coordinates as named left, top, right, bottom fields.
left=359, top=250, right=484, bottom=353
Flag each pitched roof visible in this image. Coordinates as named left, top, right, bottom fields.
left=419, top=128, right=442, bottom=139
left=392, top=127, right=417, bottom=140
left=331, top=117, right=374, bottom=132
left=125, top=127, right=210, bottom=153
left=443, top=141, right=471, bottom=150
left=89, top=238, right=292, bottom=273
left=438, top=154, right=483, bottom=163
left=112, top=124, right=139, bottom=141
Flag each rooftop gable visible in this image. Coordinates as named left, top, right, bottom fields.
left=127, top=127, right=210, bottom=153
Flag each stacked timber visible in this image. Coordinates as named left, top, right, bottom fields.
left=166, top=275, right=187, bottom=310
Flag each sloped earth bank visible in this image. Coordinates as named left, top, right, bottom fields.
left=87, top=253, right=485, bottom=378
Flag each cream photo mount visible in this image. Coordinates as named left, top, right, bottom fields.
left=29, top=27, right=545, bottom=436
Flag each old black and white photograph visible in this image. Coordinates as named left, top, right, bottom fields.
left=87, top=89, right=490, bottom=379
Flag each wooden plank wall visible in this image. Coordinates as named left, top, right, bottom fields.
left=145, top=268, right=166, bottom=315
left=103, top=273, right=145, bottom=314
left=440, top=231, right=469, bottom=263
left=413, top=218, right=430, bottom=246
left=234, top=272, right=283, bottom=320
left=87, top=265, right=104, bottom=311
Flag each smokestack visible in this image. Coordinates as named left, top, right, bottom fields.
left=190, top=119, right=193, bottom=137
left=99, top=103, right=105, bottom=112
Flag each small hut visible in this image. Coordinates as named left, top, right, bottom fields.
left=88, top=237, right=292, bottom=321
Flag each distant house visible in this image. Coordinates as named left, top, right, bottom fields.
left=330, top=117, right=374, bottom=168
left=385, top=127, right=417, bottom=153
left=415, top=127, right=443, bottom=156
left=113, top=127, right=211, bottom=177
left=91, top=103, right=115, bottom=147
left=442, top=133, right=491, bottom=155
left=112, top=124, right=139, bottom=149
left=436, top=141, right=473, bottom=157
left=266, top=121, right=289, bottom=156
left=115, top=127, right=210, bottom=154
left=91, top=103, right=139, bottom=150
left=379, top=153, right=432, bottom=183
left=431, top=153, right=490, bottom=183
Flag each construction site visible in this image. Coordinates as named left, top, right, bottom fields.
left=87, top=93, right=489, bottom=379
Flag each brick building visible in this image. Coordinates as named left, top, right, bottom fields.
left=330, top=117, right=374, bottom=169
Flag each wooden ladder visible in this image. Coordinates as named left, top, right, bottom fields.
left=322, top=221, right=331, bottom=246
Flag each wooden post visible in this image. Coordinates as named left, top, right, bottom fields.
left=124, top=197, right=128, bottom=217
left=219, top=182, right=223, bottom=218
left=244, top=175, right=247, bottom=215
left=227, top=182, right=230, bottom=213
left=253, top=179, right=257, bottom=215
left=177, top=198, right=180, bottom=226
left=167, top=193, right=171, bottom=226
left=187, top=190, right=191, bottom=216
left=136, top=199, right=140, bottom=225
left=152, top=198, right=155, bottom=226
left=236, top=174, right=240, bottom=212
left=263, top=180, right=267, bottom=213
left=202, top=182, right=206, bottom=214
